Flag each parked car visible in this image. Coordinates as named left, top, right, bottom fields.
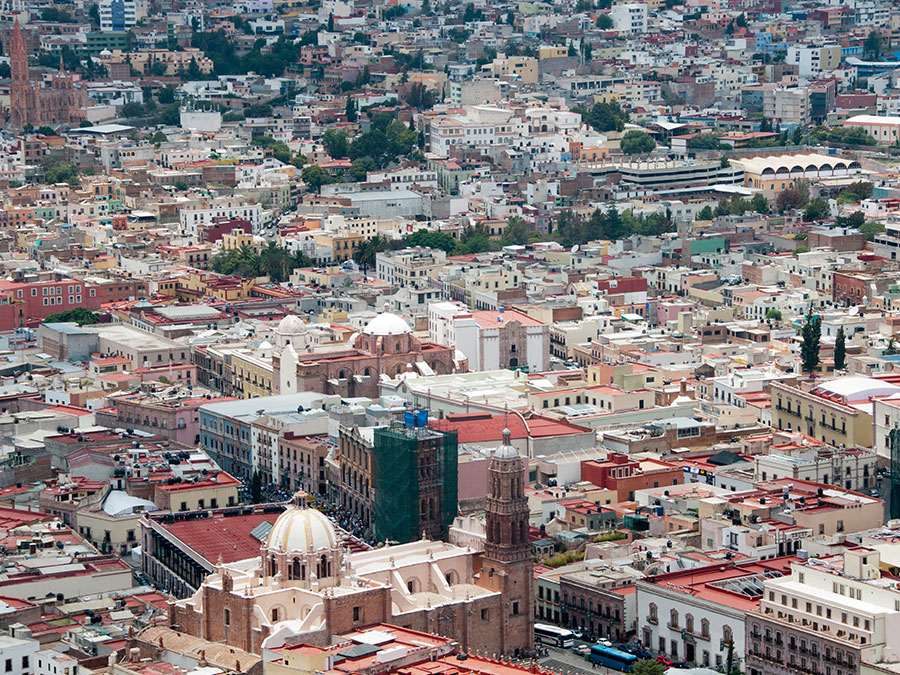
left=572, top=645, right=591, bottom=657
left=596, top=638, right=613, bottom=647
left=656, top=656, right=675, bottom=667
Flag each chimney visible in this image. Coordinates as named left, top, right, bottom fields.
left=679, top=378, right=687, bottom=396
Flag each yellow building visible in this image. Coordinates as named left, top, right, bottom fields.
left=539, top=46, right=569, bottom=60
left=177, top=270, right=256, bottom=302
left=231, top=349, right=274, bottom=399
left=490, top=56, right=538, bottom=84
left=314, top=231, right=364, bottom=263
left=770, top=379, right=879, bottom=448
left=222, top=230, right=256, bottom=251
left=153, top=472, right=241, bottom=512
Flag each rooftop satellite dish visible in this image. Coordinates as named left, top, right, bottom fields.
left=848, top=305, right=859, bottom=316
left=571, top=245, right=579, bottom=253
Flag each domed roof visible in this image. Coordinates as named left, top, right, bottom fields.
left=258, top=340, right=273, bottom=351
left=265, top=505, right=337, bottom=553
left=362, top=312, right=412, bottom=336
left=277, top=314, right=305, bottom=335
left=493, top=428, right=519, bottom=460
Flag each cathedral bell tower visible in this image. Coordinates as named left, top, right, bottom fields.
left=9, top=19, right=33, bottom=129
left=480, top=428, right=533, bottom=657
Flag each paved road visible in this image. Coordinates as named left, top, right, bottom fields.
left=539, top=645, right=596, bottom=675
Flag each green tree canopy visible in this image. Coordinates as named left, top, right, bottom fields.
left=43, top=308, right=99, bottom=325
left=620, top=129, right=656, bottom=155
left=834, top=327, right=846, bottom=371
left=800, top=310, right=821, bottom=374
left=579, top=101, right=629, bottom=132
left=301, top=165, right=335, bottom=193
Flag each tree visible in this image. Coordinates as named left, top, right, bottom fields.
left=803, top=197, right=830, bottom=222
left=353, top=235, right=390, bottom=269
left=156, top=85, right=176, bottom=104
left=834, top=327, right=846, bottom=371
left=686, top=133, right=723, bottom=149
left=501, top=217, right=531, bottom=245
left=302, top=165, right=334, bottom=193
left=620, top=129, right=656, bottom=155
left=887, top=338, right=898, bottom=356
left=596, top=13, right=613, bottom=28
left=250, top=470, right=263, bottom=503
left=173, top=181, right=188, bottom=191
left=322, top=129, right=349, bottom=158
left=859, top=220, right=885, bottom=241
left=865, top=30, right=881, bottom=60
left=121, top=101, right=145, bottom=118
left=765, top=308, right=782, bottom=322
left=43, top=308, right=99, bottom=325
left=151, top=131, right=168, bottom=145
left=696, top=205, right=715, bottom=221
left=777, top=188, right=806, bottom=214
left=800, top=310, right=821, bottom=374
left=42, top=6, right=74, bottom=21
left=253, top=136, right=291, bottom=164
left=345, top=96, right=357, bottom=122
left=751, top=193, right=770, bottom=214
left=405, top=229, right=458, bottom=252
left=632, top=660, right=666, bottom=675
left=580, top=101, right=629, bottom=132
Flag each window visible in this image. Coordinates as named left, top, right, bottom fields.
left=5, top=659, right=11, bottom=672
left=353, top=606, right=361, bottom=621
left=225, top=609, right=230, bottom=625
left=670, top=609, right=679, bottom=628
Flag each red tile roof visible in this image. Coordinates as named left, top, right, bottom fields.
left=158, top=511, right=280, bottom=564
left=428, top=412, right=588, bottom=444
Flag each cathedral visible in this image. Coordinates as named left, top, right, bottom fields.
left=9, top=20, right=87, bottom=129
left=168, top=433, right=533, bottom=657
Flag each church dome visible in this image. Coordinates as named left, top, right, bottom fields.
left=362, top=312, right=412, bottom=336
left=277, top=314, right=305, bottom=335
left=493, top=428, right=519, bottom=460
left=266, top=503, right=337, bottom=553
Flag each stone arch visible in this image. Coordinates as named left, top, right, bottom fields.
left=445, top=569, right=459, bottom=586
left=406, top=577, right=421, bottom=593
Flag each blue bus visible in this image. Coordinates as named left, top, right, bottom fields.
left=589, top=645, right=638, bottom=672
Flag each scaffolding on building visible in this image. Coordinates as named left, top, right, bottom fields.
left=373, top=421, right=458, bottom=544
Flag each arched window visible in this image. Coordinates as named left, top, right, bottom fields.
left=723, top=625, right=733, bottom=644
left=701, top=618, right=710, bottom=638
left=292, top=558, right=301, bottom=580
left=685, top=614, right=694, bottom=634
left=272, top=608, right=279, bottom=622
left=670, top=609, right=679, bottom=628
left=649, top=603, right=658, bottom=622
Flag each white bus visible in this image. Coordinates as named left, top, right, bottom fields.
left=534, top=623, right=575, bottom=648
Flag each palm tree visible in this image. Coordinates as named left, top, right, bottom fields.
left=353, top=236, right=389, bottom=270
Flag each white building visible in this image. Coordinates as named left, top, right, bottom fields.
left=376, top=247, right=447, bottom=290
left=610, top=3, right=648, bottom=34
left=429, top=305, right=550, bottom=372
left=34, top=650, right=77, bottom=675
left=99, top=0, right=137, bottom=31
left=178, top=198, right=263, bottom=237
left=0, top=627, right=38, bottom=675
left=844, top=114, right=900, bottom=145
